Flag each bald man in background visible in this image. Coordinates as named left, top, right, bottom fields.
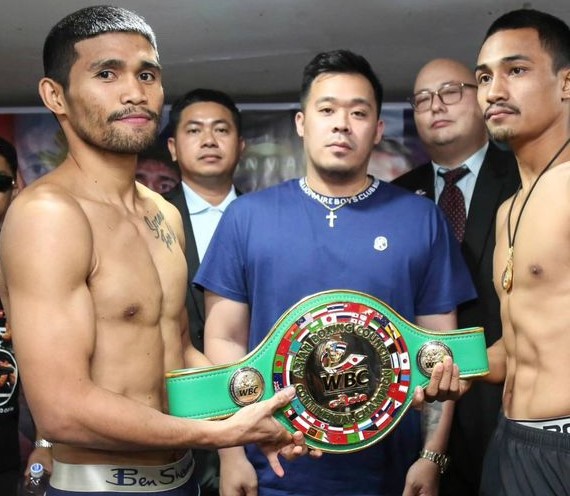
left=394, top=58, right=520, bottom=495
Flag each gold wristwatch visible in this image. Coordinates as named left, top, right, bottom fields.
left=419, top=448, right=450, bottom=474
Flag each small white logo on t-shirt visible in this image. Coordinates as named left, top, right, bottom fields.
left=374, top=236, right=388, bottom=251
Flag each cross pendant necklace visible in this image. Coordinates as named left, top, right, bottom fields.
left=501, top=137, right=570, bottom=292
left=305, top=197, right=350, bottom=227
left=299, top=176, right=378, bottom=228
left=326, top=210, right=337, bottom=228
left=314, top=193, right=352, bottom=228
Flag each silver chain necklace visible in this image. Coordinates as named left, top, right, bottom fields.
left=299, top=176, right=379, bottom=227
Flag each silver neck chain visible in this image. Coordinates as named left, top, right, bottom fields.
left=299, top=176, right=380, bottom=227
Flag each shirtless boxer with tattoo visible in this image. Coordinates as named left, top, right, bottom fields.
left=0, top=6, right=309, bottom=495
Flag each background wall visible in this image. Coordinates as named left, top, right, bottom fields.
left=0, top=103, right=427, bottom=192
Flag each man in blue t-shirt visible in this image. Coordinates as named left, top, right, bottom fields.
left=195, top=50, right=476, bottom=496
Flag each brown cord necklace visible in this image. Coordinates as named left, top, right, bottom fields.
left=501, top=137, right=570, bottom=292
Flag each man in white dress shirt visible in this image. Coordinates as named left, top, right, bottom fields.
left=163, top=88, right=245, bottom=496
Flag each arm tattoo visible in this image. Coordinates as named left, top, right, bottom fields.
left=421, top=401, right=443, bottom=442
left=144, top=210, right=177, bottom=251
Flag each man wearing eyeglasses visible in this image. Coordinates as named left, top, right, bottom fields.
left=393, top=58, right=519, bottom=496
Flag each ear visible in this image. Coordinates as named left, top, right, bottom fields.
left=167, top=137, right=177, bottom=162
left=238, top=137, right=246, bottom=156
left=15, top=168, right=26, bottom=191
left=38, top=78, right=67, bottom=115
left=373, top=119, right=385, bottom=145
left=562, top=69, right=570, bottom=101
left=295, top=111, right=305, bottom=138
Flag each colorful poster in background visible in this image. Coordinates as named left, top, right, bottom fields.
left=0, top=104, right=428, bottom=192
left=13, top=112, right=68, bottom=185
left=235, top=108, right=304, bottom=192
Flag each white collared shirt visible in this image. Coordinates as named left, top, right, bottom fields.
left=432, top=142, right=489, bottom=214
left=182, top=182, right=238, bottom=261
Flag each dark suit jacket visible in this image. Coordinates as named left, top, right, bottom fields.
left=393, top=143, right=520, bottom=496
left=164, top=182, right=241, bottom=352
left=164, top=182, right=206, bottom=352
left=163, top=182, right=241, bottom=496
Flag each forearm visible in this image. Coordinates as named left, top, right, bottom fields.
left=219, top=445, right=248, bottom=463
left=203, top=292, right=250, bottom=365
left=32, top=381, right=238, bottom=451
left=483, top=338, right=507, bottom=384
left=184, top=346, right=212, bottom=368
left=206, top=335, right=248, bottom=364
left=421, top=400, right=454, bottom=452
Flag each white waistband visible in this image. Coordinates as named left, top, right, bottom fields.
left=515, top=415, right=570, bottom=434
left=49, top=451, right=194, bottom=493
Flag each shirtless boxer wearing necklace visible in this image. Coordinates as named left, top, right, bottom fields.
left=474, top=9, right=570, bottom=495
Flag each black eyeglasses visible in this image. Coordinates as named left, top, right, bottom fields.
left=0, top=174, right=15, bottom=193
left=408, top=82, right=478, bottom=113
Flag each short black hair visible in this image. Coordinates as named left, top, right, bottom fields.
left=300, top=50, right=384, bottom=117
left=137, top=138, right=179, bottom=174
left=0, top=138, right=18, bottom=177
left=167, top=88, right=242, bottom=136
left=484, top=9, right=570, bottom=72
left=43, top=5, right=157, bottom=89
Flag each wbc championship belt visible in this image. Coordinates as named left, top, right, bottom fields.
left=166, top=290, right=488, bottom=453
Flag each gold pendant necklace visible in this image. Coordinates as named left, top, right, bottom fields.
left=502, top=137, right=570, bottom=292
left=501, top=246, right=514, bottom=292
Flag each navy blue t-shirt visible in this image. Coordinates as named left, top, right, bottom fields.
left=196, top=178, right=476, bottom=496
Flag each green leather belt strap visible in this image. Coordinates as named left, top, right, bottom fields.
left=166, top=290, right=488, bottom=452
